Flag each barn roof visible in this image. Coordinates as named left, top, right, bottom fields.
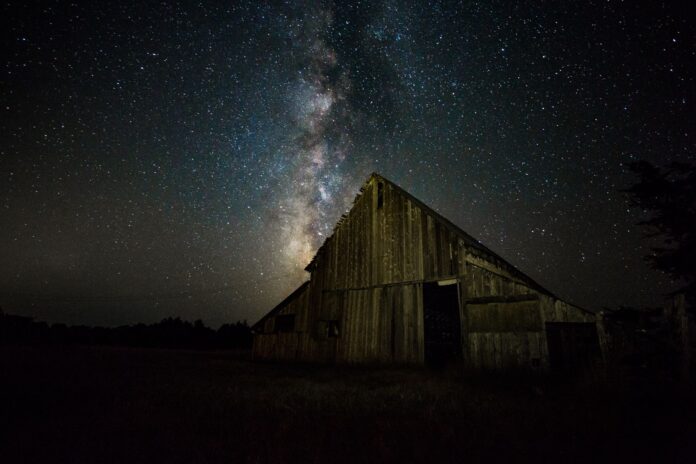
left=305, top=172, right=556, bottom=297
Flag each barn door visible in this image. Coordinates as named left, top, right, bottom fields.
left=545, top=322, right=600, bottom=372
left=423, top=281, right=462, bottom=366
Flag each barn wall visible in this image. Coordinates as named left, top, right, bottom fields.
left=332, top=284, right=424, bottom=363
left=459, top=263, right=597, bottom=369
left=252, top=283, right=310, bottom=361
left=458, top=257, right=541, bottom=369
left=462, top=295, right=599, bottom=370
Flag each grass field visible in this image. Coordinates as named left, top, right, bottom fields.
left=1, top=345, right=694, bottom=463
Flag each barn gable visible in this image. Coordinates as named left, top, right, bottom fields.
left=306, top=173, right=553, bottom=296
left=253, top=173, right=600, bottom=369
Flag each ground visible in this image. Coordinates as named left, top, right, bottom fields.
left=1, top=345, right=694, bottom=463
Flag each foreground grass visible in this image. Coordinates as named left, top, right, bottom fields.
left=1, top=346, right=694, bottom=463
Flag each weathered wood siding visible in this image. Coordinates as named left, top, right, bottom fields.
left=313, top=178, right=464, bottom=290
left=459, top=262, right=596, bottom=369
left=253, top=174, right=598, bottom=368
left=465, top=297, right=545, bottom=369
left=252, top=282, right=310, bottom=361
left=330, top=285, right=423, bottom=363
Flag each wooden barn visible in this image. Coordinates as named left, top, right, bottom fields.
left=253, top=173, right=600, bottom=370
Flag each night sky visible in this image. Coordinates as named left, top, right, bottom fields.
left=2, top=1, right=694, bottom=327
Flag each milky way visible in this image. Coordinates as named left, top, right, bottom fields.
left=1, top=1, right=694, bottom=326
left=276, top=3, right=353, bottom=280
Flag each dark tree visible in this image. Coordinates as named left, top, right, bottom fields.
left=625, top=160, right=696, bottom=308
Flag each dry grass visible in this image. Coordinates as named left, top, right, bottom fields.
left=1, top=345, right=694, bottom=463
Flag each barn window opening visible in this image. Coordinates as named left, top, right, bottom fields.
left=377, top=182, right=384, bottom=209
left=275, top=314, right=295, bottom=333
left=327, top=320, right=340, bottom=338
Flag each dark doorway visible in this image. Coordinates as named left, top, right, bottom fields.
left=423, top=281, right=462, bottom=366
left=545, top=322, right=600, bottom=371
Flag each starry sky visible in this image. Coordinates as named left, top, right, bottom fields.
left=2, top=1, right=694, bottom=327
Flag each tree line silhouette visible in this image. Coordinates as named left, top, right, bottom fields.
left=0, top=308, right=252, bottom=350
